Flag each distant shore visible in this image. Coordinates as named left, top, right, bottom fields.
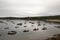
left=46, top=20, right=60, bottom=23
left=0, top=15, right=60, bottom=22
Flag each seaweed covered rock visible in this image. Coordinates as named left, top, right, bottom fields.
left=23, top=30, right=29, bottom=32
left=33, top=28, right=39, bottom=31
left=0, top=34, right=2, bottom=36
left=31, top=25, right=34, bottom=27
left=0, top=21, right=4, bottom=23
left=37, top=21, right=40, bottom=23
left=0, top=21, right=6, bottom=24
left=17, top=23, right=22, bottom=26
left=24, top=26, right=27, bottom=27
left=42, top=27, right=47, bottom=30
left=43, top=24, right=45, bottom=26
left=10, top=21, right=15, bottom=24
left=51, top=37, right=56, bottom=40
left=7, top=31, right=17, bottom=35
left=38, top=23, right=41, bottom=26
left=15, top=26, right=19, bottom=28
left=29, top=22, right=34, bottom=24
left=54, top=26, right=60, bottom=28
left=4, top=27, right=9, bottom=29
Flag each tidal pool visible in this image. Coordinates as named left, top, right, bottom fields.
left=0, top=19, right=60, bottom=40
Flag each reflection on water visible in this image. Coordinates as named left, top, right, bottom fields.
left=0, top=19, right=60, bottom=40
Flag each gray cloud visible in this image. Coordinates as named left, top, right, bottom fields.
left=0, top=0, right=60, bottom=17
left=38, top=1, right=60, bottom=16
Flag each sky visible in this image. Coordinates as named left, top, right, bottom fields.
left=0, top=0, right=60, bottom=17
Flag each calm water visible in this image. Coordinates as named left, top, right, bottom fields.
left=0, top=19, right=60, bottom=40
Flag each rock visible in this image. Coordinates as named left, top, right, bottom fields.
left=45, top=38, right=51, bottom=40
left=24, top=26, right=27, bottom=27
left=0, top=21, right=7, bottom=24
left=4, top=27, right=9, bottom=29
left=15, top=26, right=19, bottom=28
left=37, top=22, right=40, bottom=23
left=0, top=21, right=4, bottom=23
left=54, top=26, right=60, bottom=28
left=38, top=24, right=41, bottom=26
left=31, top=23, right=34, bottom=24
left=43, top=24, right=45, bottom=26
left=24, top=22, right=26, bottom=24
left=29, top=22, right=34, bottom=24
left=42, top=27, right=47, bottom=30
left=17, top=23, right=22, bottom=26
left=0, top=34, right=2, bottom=36
left=31, top=25, right=34, bottom=27
left=56, top=34, right=60, bottom=36
left=8, top=31, right=17, bottom=35
left=53, top=34, right=56, bottom=36
left=51, top=37, right=56, bottom=40
left=55, top=34, right=60, bottom=40
left=33, top=28, right=39, bottom=31
left=45, top=37, right=56, bottom=40
left=29, top=22, right=32, bottom=23
left=10, top=21, right=15, bottom=24
left=23, top=30, right=29, bottom=32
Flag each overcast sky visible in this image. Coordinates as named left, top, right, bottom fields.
left=0, top=0, right=60, bottom=17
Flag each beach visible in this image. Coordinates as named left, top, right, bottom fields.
left=0, top=19, right=60, bottom=40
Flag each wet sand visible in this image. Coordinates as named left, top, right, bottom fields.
left=0, top=19, right=60, bottom=40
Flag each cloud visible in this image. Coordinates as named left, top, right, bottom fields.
left=0, top=0, right=60, bottom=17
left=37, top=0, right=60, bottom=16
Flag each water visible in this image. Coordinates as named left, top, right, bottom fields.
left=0, top=19, right=60, bottom=40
